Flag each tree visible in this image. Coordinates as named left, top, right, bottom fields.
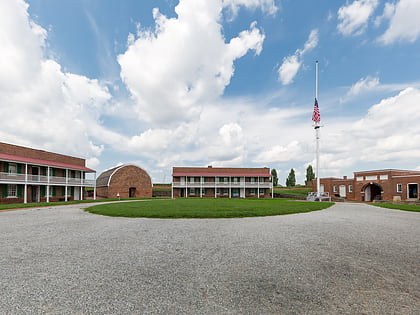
left=271, top=169, right=278, bottom=187
left=286, top=168, right=296, bottom=187
left=305, top=165, right=315, bottom=185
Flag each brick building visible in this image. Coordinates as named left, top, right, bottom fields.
left=172, top=166, right=273, bottom=198
left=313, top=169, right=420, bottom=202
left=0, top=142, right=95, bottom=204
left=96, top=164, right=152, bottom=199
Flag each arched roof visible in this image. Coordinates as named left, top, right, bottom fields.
left=96, top=164, right=152, bottom=188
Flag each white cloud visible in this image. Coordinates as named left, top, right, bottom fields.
left=337, top=0, right=379, bottom=36
left=278, top=29, right=318, bottom=85
left=0, top=0, right=111, bottom=161
left=253, top=141, right=308, bottom=164
left=341, top=76, right=380, bottom=102
left=377, top=0, right=420, bottom=44
left=223, top=0, right=278, bottom=19
left=374, top=2, right=396, bottom=27
left=118, top=0, right=265, bottom=126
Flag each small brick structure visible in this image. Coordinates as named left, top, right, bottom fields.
left=313, top=169, right=420, bottom=202
left=96, top=164, right=152, bottom=199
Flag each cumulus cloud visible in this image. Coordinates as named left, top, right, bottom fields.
left=340, top=76, right=380, bottom=102
left=118, top=0, right=265, bottom=126
left=377, top=0, right=420, bottom=44
left=322, top=87, right=420, bottom=176
left=337, top=0, right=379, bottom=36
left=223, top=0, right=278, bottom=19
left=253, top=141, right=308, bottom=164
left=0, top=0, right=110, bottom=160
left=278, top=29, right=318, bottom=85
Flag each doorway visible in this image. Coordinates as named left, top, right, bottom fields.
left=31, top=186, right=40, bottom=203
left=129, top=187, right=136, bottom=198
left=408, top=183, right=418, bottom=199
left=364, top=183, right=382, bottom=202
left=339, top=185, right=346, bottom=198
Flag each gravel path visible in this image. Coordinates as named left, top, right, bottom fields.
left=0, top=202, right=418, bottom=314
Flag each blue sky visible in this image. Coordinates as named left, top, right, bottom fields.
left=1, top=0, right=420, bottom=184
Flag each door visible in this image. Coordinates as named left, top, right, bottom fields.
left=408, top=183, right=418, bottom=199
left=129, top=187, right=136, bottom=198
left=74, top=187, right=80, bottom=201
left=339, top=185, right=346, bottom=198
left=31, top=186, right=40, bottom=203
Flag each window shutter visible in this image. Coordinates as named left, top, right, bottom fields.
left=2, top=185, right=7, bottom=198
left=52, top=187, right=56, bottom=197
left=17, top=164, right=22, bottom=174
left=17, top=185, right=23, bottom=197
left=41, top=186, right=46, bottom=197
left=43, top=168, right=47, bottom=176
left=62, top=187, right=65, bottom=196
left=71, top=187, right=74, bottom=196
left=52, top=168, right=56, bottom=177
left=4, top=163, right=9, bottom=173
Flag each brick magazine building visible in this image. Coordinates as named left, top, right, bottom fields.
left=313, top=169, right=420, bottom=202
left=172, top=166, right=273, bottom=198
left=0, top=142, right=95, bottom=204
left=96, top=164, right=152, bottom=199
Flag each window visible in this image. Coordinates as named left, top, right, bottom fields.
left=249, top=189, right=256, bottom=195
left=366, top=175, right=377, bottom=181
left=7, top=184, right=17, bottom=197
left=333, top=185, right=337, bottom=192
left=379, top=175, right=388, bottom=180
left=348, top=185, right=353, bottom=193
left=356, top=176, right=363, bottom=181
left=189, top=188, right=195, bottom=195
left=397, top=184, right=402, bottom=193
left=8, top=163, right=17, bottom=175
left=259, top=188, right=266, bottom=195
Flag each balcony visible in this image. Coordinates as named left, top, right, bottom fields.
left=172, top=181, right=272, bottom=189
left=0, top=172, right=95, bottom=186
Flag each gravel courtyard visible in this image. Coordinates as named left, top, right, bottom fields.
left=0, top=202, right=418, bottom=314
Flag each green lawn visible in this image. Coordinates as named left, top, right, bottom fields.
left=85, top=198, right=333, bottom=218
left=0, top=198, right=158, bottom=211
left=274, top=188, right=312, bottom=196
left=372, top=203, right=420, bottom=212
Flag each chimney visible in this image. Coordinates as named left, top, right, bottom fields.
left=343, top=176, right=347, bottom=180
left=208, top=165, right=212, bottom=168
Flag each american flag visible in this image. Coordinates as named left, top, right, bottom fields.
left=312, top=98, right=320, bottom=123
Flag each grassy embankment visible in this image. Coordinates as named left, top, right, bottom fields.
left=85, top=198, right=333, bottom=218
left=372, top=203, right=420, bottom=212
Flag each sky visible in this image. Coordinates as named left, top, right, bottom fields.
left=1, top=0, right=420, bottom=185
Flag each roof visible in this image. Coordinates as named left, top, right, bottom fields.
left=96, top=166, right=121, bottom=187
left=354, top=169, right=420, bottom=174
left=0, top=152, right=95, bottom=172
left=172, top=166, right=271, bottom=177
left=96, top=164, right=152, bottom=187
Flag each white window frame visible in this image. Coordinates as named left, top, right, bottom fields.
left=249, top=188, right=256, bottom=195
left=7, top=184, right=17, bottom=198
left=396, top=184, right=402, bottom=193
left=8, top=163, right=17, bottom=176
left=333, top=185, right=337, bottom=192
left=348, top=185, right=353, bottom=193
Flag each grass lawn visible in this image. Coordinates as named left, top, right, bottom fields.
left=274, top=188, right=312, bottom=196
left=372, top=203, right=420, bottom=212
left=85, top=198, right=333, bottom=218
left=0, top=198, right=160, bottom=211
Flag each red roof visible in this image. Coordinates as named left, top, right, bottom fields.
left=0, top=153, right=95, bottom=172
left=173, top=172, right=271, bottom=177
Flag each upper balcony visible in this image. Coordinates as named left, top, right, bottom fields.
left=0, top=172, right=95, bottom=186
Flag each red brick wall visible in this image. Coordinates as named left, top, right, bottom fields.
left=107, top=165, right=152, bottom=198
left=0, top=142, right=85, bottom=166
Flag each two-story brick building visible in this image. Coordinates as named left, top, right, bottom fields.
left=172, top=166, right=273, bottom=198
left=0, top=142, right=96, bottom=204
left=313, top=169, right=420, bottom=202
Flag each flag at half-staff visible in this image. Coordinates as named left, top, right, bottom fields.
left=312, top=98, right=320, bottom=124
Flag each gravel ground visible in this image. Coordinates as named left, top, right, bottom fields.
left=0, top=202, right=419, bottom=314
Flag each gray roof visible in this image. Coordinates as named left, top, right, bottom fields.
left=96, top=166, right=121, bottom=187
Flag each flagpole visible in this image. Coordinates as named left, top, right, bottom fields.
left=315, top=60, right=321, bottom=198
